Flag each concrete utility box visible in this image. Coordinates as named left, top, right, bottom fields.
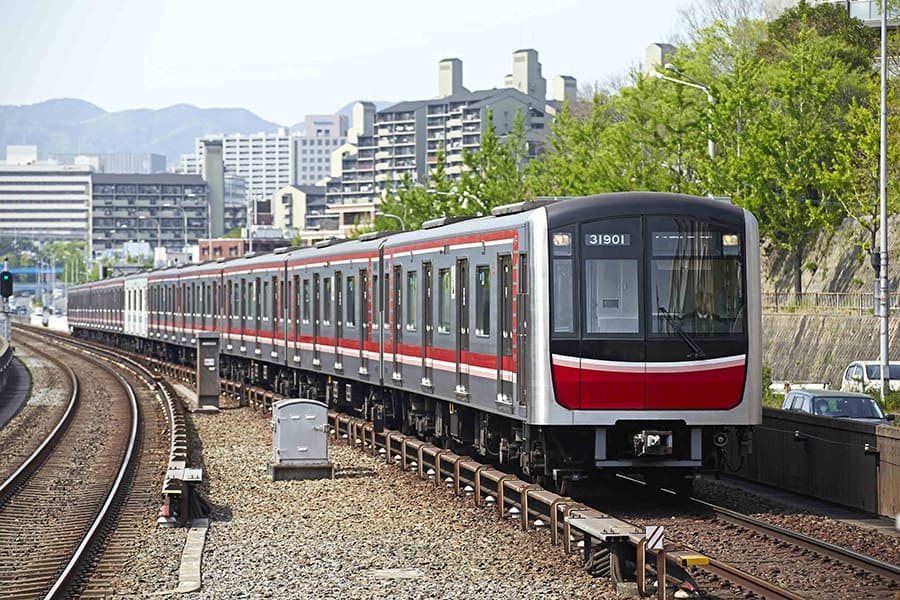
left=196, top=332, right=220, bottom=410
left=268, top=399, right=334, bottom=481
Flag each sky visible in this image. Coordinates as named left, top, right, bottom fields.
left=0, top=0, right=689, bottom=126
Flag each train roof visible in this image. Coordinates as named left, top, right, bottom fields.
left=544, top=192, right=745, bottom=226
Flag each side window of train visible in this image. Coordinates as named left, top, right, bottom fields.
left=346, top=275, right=356, bottom=328
left=551, top=228, right=575, bottom=334
left=475, top=265, right=490, bottom=337
left=262, top=279, right=270, bottom=320
left=438, top=268, right=451, bottom=334
left=302, top=278, right=311, bottom=324
left=323, top=275, right=333, bottom=325
left=240, top=278, right=247, bottom=320
left=372, top=275, right=379, bottom=330
left=406, top=270, right=417, bottom=331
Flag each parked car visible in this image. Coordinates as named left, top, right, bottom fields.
left=840, top=361, right=900, bottom=392
left=782, top=389, right=896, bottom=424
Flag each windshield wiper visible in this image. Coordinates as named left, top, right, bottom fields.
left=658, top=306, right=707, bottom=359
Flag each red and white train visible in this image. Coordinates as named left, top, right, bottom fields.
left=69, top=192, right=761, bottom=490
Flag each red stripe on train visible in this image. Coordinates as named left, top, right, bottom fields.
left=553, top=364, right=745, bottom=410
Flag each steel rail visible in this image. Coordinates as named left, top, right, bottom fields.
left=691, top=497, right=900, bottom=584
left=0, top=333, right=80, bottom=504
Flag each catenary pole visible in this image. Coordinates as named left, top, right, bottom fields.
left=879, top=0, right=890, bottom=401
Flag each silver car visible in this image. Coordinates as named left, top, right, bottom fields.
left=782, top=389, right=896, bottom=425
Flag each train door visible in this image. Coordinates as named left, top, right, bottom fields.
left=422, top=261, right=433, bottom=388
left=516, top=253, right=529, bottom=409
left=313, top=273, right=321, bottom=366
left=392, top=264, right=402, bottom=382
left=456, top=258, right=469, bottom=396
left=292, top=274, right=300, bottom=363
left=498, top=255, right=513, bottom=408
left=334, top=271, right=343, bottom=370
left=359, top=269, right=368, bottom=376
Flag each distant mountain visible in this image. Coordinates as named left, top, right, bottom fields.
left=0, top=98, right=283, bottom=166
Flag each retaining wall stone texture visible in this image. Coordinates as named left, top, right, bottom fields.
left=763, top=313, right=900, bottom=387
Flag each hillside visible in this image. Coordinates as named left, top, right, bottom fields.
left=761, top=215, right=900, bottom=294
left=0, top=98, right=283, bottom=165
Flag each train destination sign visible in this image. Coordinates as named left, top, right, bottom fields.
left=584, top=233, right=631, bottom=247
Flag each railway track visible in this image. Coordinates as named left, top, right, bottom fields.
left=41, top=329, right=900, bottom=599
left=0, top=329, right=139, bottom=599
left=9, top=325, right=192, bottom=598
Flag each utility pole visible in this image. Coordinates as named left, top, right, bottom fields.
left=879, top=0, right=890, bottom=400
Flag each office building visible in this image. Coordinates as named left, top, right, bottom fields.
left=0, top=163, right=92, bottom=243
left=294, top=115, right=349, bottom=185
left=90, top=173, right=207, bottom=256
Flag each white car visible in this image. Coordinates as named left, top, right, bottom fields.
left=840, top=361, right=900, bottom=392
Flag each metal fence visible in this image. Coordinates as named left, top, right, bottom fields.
left=762, top=292, right=900, bottom=314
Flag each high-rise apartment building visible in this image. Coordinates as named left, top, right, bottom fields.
left=324, top=49, right=572, bottom=233
left=180, top=129, right=293, bottom=205
left=178, top=115, right=348, bottom=206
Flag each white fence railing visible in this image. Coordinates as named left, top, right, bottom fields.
left=762, top=292, right=900, bottom=314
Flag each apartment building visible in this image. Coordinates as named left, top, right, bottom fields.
left=180, top=129, right=293, bottom=205
left=90, top=173, right=207, bottom=256
left=0, top=161, right=92, bottom=243
left=324, top=49, right=574, bottom=233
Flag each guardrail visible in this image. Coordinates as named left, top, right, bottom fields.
left=762, top=292, right=900, bottom=314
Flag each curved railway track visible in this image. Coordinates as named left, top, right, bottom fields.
left=0, top=329, right=140, bottom=600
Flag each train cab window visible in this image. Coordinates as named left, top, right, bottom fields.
left=302, top=279, right=311, bottom=324
left=648, top=217, right=744, bottom=336
left=438, top=268, right=451, bottom=334
left=406, top=271, right=417, bottom=331
left=346, top=276, right=356, bottom=328
left=582, top=218, right=642, bottom=335
left=475, top=266, right=490, bottom=337
left=323, top=276, right=333, bottom=325
left=551, top=228, right=575, bottom=334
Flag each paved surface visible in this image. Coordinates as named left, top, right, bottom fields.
left=716, top=475, right=899, bottom=538
left=0, top=357, right=30, bottom=430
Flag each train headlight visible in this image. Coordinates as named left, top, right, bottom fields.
left=713, top=431, right=729, bottom=448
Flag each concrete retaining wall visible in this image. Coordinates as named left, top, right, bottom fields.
left=763, top=313, right=900, bottom=387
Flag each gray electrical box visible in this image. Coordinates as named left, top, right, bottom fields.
left=268, top=399, right=334, bottom=480
left=196, top=332, right=220, bottom=409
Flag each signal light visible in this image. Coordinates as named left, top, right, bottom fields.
left=0, top=271, right=12, bottom=299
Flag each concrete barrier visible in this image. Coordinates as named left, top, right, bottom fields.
left=732, top=407, right=897, bottom=517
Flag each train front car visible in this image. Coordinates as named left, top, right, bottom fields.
left=531, top=192, right=761, bottom=491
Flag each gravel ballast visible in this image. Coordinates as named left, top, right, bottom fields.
left=119, top=406, right=618, bottom=599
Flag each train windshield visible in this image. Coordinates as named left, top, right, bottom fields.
left=649, top=217, right=744, bottom=336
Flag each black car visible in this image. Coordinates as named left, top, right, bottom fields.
left=782, top=389, right=896, bottom=425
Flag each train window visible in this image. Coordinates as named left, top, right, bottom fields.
left=323, top=276, right=333, bottom=325
left=551, top=226, right=576, bottom=335
left=438, top=268, right=451, bottom=334
left=553, top=259, right=574, bottom=334
left=648, top=217, right=745, bottom=336
left=584, top=259, right=639, bottom=334
left=262, top=280, right=270, bottom=320
left=372, top=275, right=379, bottom=330
left=475, top=266, right=490, bottom=337
left=406, top=271, right=417, bottom=331
left=346, top=276, right=356, bottom=327
left=241, top=278, right=247, bottom=320
left=302, top=279, right=311, bottom=323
